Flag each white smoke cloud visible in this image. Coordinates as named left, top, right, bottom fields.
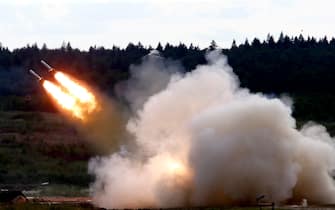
left=119, top=50, right=183, bottom=112
left=88, top=50, right=335, bottom=208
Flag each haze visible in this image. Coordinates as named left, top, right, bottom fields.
left=1, top=0, right=335, bottom=50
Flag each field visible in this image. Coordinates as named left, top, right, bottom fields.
left=0, top=111, right=93, bottom=196
left=2, top=110, right=335, bottom=208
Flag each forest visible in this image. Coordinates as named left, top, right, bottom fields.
left=1, top=33, right=335, bottom=122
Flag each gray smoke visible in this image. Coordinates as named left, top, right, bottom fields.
left=88, top=50, right=335, bottom=208
left=121, top=50, right=183, bottom=112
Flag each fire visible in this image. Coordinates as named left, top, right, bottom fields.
left=54, top=71, right=97, bottom=113
left=42, top=72, right=98, bottom=120
left=167, top=159, right=188, bottom=175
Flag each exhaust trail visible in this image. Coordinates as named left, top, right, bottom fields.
left=43, top=80, right=77, bottom=114
left=54, top=71, right=97, bottom=114
left=30, top=60, right=125, bottom=153
left=30, top=61, right=99, bottom=120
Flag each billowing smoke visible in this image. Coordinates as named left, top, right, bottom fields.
left=88, top=50, right=335, bottom=208
left=119, top=50, right=183, bottom=112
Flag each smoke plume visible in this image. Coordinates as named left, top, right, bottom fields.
left=88, top=50, right=335, bottom=208
left=120, top=50, right=183, bottom=112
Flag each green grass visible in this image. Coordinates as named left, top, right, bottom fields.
left=0, top=135, right=91, bottom=186
left=23, top=184, right=89, bottom=197
left=0, top=111, right=93, bottom=196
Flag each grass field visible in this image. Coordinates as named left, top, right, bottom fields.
left=0, top=111, right=94, bottom=196
left=1, top=110, right=335, bottom=200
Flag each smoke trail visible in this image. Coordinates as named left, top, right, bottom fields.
left=69, top=93, right=127, bottom=154
left=118, top=50, right=183, bottom=112
left=48, top=73, right=127, bottom=154
left=89, top=50, right=335, bottom=208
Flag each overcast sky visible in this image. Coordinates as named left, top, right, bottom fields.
left=1, top=0, right=334, bottom=50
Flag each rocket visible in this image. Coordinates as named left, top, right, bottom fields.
left=41, top=60, right=54, bottom=72
left=29, top=60, right=55, bottom=81
left=29, top=69, right=43, bottom=81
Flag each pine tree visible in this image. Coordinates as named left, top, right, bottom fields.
left=231, top=39, right=237, bottom=49
left=209, top=40, right=217, bottom=50
left=156, top=42, right=163, bottom=51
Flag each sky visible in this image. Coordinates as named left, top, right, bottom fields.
left=1, top=0, right=335, bottom=50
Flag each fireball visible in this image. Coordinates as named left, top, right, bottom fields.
left=42, top=71, right=98, bottom=120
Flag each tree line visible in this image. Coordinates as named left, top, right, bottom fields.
left=1, top=33, right=335, bottom=122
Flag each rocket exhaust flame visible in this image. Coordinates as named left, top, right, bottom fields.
left=29, top=60, right=125, bottom=154
left=43, top=80, right=77, bottom=113
left=54, top=71, right=97, bottom=113
left=42, top=73, right=98, bottom=120
left=31, top=60, right=98, bottom=120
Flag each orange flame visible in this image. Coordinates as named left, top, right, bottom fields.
left=54, top=72, right=97, bottom=113
left=42, top=72, right=98, bottom=120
